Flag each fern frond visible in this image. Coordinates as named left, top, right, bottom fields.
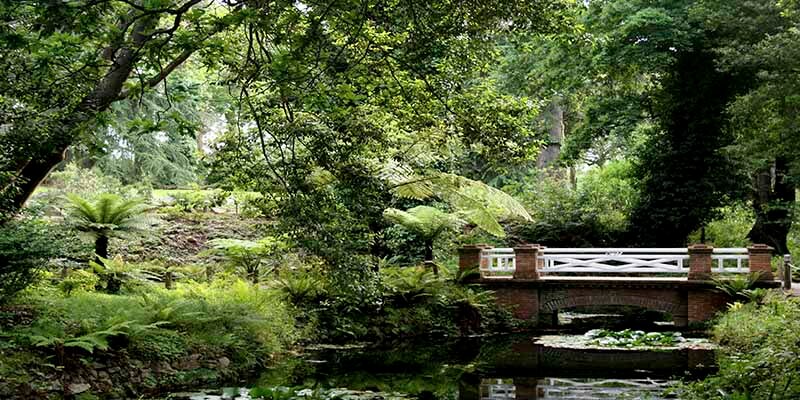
left=385, top=166, right=531, bottom=237
left=64, top=193, right=150, bottom=235
left=383, top=206, right=463, bottom=240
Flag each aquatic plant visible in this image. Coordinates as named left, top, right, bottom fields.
left=585, top=329, right=686, bottom=348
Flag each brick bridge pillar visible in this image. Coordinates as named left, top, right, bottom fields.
left=687, top=244, right=725, bottom=324
left=748, top=244, right=774, bottom=280
left=688, top=244, right=713, bottom=281
left=513, top=244, right=541, bottom=280
left=458, top=244, right=491, bottom=274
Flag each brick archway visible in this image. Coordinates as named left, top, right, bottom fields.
left=540, top=294, right=683, bottom=316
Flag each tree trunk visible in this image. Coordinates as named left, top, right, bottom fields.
left=424, top=239, right=438, bottom=276
left=536, top=100, right=565, bottom=177
left=165, top=270, right=173, bottom=290
left=95, top=235, right=109, bottom=262
left=10, top=148, right=69, bottom=208
left=748, top=157, right=795, bottom=255
left=250, top=265, right=259, bottom=284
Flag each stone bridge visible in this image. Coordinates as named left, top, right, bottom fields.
left=459, top=244, right=782, bottom=327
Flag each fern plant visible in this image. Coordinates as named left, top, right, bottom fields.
left=205, top=237, right=286, bottom=284
left=90, top=256, right=154, bottom=294
left=64, top=193, right=150, bottom=261
left=26, top=320, right=163, bottom=364
left=712, top=272, right=764, bottom=302
left=379, top=161, right=532, bottom=237
left=383, top=206, right=463, bottom=275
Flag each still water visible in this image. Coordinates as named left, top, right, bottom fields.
left=166, top=334, right=714, bottom=400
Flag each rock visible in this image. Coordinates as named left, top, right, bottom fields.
left=175, top=353, right=203, bottom=370
left=68, top=383, right=91, bottom=395
left=218, top=357, right=231, bottom=368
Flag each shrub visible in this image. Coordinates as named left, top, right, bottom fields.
left=0, top=216, right=60, bottom=303
left=169, top=189, right=226, bottom=212
left=58, top=269, right=100, bottom=296
left=679, top=292, right=800, bottom=399
left=505, top=161, right=636, bottom=246
left=688, top=203, right=754, bottom=247
left=9, top=279, right=298, bottom=370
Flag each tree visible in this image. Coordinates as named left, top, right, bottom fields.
left=701, top=0, right=799, bottom=254
left=383, top=206, right=463, bottom=275
left=64, top=193, right=149, bottom=261
left=0, top=0, right=235, bottom=215
left=202, top=0, right=557, bottom=279
left=0, top=0, right=562, bottom=218
left=526, top=0, right=754, bottom=246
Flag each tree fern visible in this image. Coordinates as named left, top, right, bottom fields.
left=64, top=193, right=151, bottom=260
left=380, top=162, right=531, bottom=237
left=383, top=206, right=464, bottom=273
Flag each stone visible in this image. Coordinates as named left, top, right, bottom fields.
left=217, top=356, right=231, bottom=368
left=68, top=383, right=91, bottom=394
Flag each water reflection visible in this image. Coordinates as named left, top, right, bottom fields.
left=167, top=335, right=712, bottom=399
left=478, top=377, right=673, bottom=400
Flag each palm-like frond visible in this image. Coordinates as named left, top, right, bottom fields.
left=383, top=206, right=463, bottom=240
left=64, top=193, right=150, bottom=237
left=381, top=162, right=531, bottom=237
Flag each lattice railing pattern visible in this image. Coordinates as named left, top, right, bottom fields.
left=541, top=248, right=689, bottom=273
left=478, top=247, right=750, bottom=277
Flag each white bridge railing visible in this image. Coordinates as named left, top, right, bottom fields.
left=480, top=248, right=516, bottom=277
left=479, top=247, right=749, bottom=278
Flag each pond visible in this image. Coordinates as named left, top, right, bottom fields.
left=162, top=333, right=715, bottom=400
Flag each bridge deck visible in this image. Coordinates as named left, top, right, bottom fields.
left=478, top=276, right=781, bottom=289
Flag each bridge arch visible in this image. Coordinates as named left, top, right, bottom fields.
left=540, top=294, right=683, bottom=316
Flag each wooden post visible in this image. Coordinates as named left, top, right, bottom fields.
left=688, top=244, right=713, bottom=280
left=748, top=244, right=774, bottom=280
left=783, top=254, right=792, bottom=290
left=459, top=244, right=491, bottom=274
left=513, top=244, right=540, bottom=280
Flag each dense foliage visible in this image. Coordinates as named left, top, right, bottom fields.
left=4, top=0, right=800, bottom=398
left=680, top=293, right=800, bottom=399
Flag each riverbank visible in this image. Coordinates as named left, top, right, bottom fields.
left=0, top=279, right=298, bottom=399
left=678, top=291, right=800, bottom=399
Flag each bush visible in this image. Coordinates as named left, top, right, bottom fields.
left=688, top=203, right=754, bottom=247
left=7, top=279, right=299, bottom=368
left=505, top=161, right=636, bottom=246
left=169, top=189, right=227, bottom=212
left=0, top=216, right=60, bottom=303
left=298, top=263, right=514, bottom=342
left=679, top=292, right=800, bottom=399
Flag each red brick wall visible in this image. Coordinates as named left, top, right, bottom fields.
left=492, top=287, right=540, bottom=320
left=688, top=290, right=729, bottom=323
left=485, top=282, right=728, bottom=326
